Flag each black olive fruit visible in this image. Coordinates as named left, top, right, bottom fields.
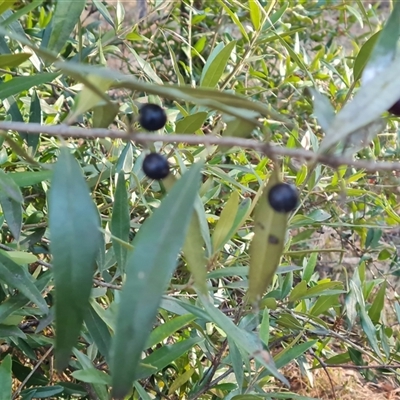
left=268, top=183, right=298, bottom=213
left=139, top=103, right=167, bottom=131
left=142, top=153, right=170, bottom=180
left=389, top=99, right=400, bottom=116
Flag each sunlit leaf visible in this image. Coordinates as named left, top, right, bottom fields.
left=44, top=0, right=86, bottom=56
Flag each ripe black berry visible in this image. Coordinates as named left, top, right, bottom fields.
left=268, top=183, right=298, bottom=213
left=139, top=103, right=167, bottom=131
left=142, top=153, right=170, bottom=180
left=389, top=99, right=400, bottom=116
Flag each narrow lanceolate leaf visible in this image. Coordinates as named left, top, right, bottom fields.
left=248, top=170, right=288, bottom=304
left=0, top=270, right=51, bottom=323
left=110, top=172, right=130, bottom=272
left=0, top=73, right=59, bottom=100
left=200, top=41, right=236, bottom=88
left=111, top=163, right=203, bottom=399
left=163, top=175, right=208, bottom=293
left=27, top=89, right=41, bottom=154
left=198, top=292, right=289, bottom=386
left=45, top=0, right=86, bottom=56
left=0, top=53, right=30, bottom=68
left=0, top=252, right=48, bottom=314
left=361, top=2, right=400, bottom=84
left=0, top=170, right=23, bottom=240
left=212, top=191, right=250, bottom=254
left=49, top=148, right=102, bottom=370
left=0, top=354, right=12, bottom=400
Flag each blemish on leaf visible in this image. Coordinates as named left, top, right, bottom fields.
left=256, top=221, right=265, bottom=230
left=268, top=235, right=279, bottom=245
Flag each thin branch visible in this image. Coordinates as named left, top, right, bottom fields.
left=317, top=363, right=400, bottom=370
left=12, top=345, right=54, bottom=399
left=1, top=121, right=400, bottom=172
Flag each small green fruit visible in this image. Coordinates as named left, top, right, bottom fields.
left=142, top=153, right=170, bottom=180
left=139, top=103, right=167, bottom=131
left=268, top=183, right=298, bottom=213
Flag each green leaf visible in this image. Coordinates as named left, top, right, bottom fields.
left=0, top=354, right=12, bottom=400
left=146, top=314, right=196, bottom=348
left=175, top=112, right=208, bottom=133
left=249, top=0, right=262, bottom=30
left=200, top=41, right=236, bottom=88
left=288, top=281, right=307, bottom=302
left=26, top=90, right=41, bottom=154
left=49, top=148, right=102, bottom=369
left=45, top=0, right=86, bottom=56
left=0, top=271, right=51, bottom=323
left=310, top=295, right=339, bottom=317
left=0, top=53, right=30, bottom=68
left=212, top=191, right=239, bottom=252
left=136, top=337, right=203, bottom=380
left=248, top=171, right=288, bottom=303
left=84, top=303, right=111, bottom=363
left=72, top=369, right=111, bottom=385
left=275, top=340, right=317, bottom=369
left=309, top=88, right=335, bottom=133
left=0, top=170, right=23, bottom=240
left=111, top=162, right=203, bottom=399
left=9, top=170, right=53, bottom=187
left=54, top=61, right=291, bottom=125
left=110, top=172, right=130, bottom=272
left=198, top=292, right=289, bottom=387
left=353, top=31, right=380, bottom=82
left=0, top=252, right=48, bottom=314
left=0, top=73, right=59, bottom=100
left=228, top=337, right=244, bottom=392
left=368, top=281, right=386, bottom=324
left=362, top=2, right=400, bottom=84
left=72, top=349, right=109, bottom=400
left=212, top=194, right=250, bottom=254
left=20, top=386, right=64, bottom=399
left=182, top=210, right=208, bottom=293
left=0, top=250, right=37, bottom=265
left=92, top=102, right=120, bottom=128
left=302, top=253, right=318, bottom=283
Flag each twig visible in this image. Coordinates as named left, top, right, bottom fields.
left=1, top=121, right=400, bottom=172
left=189, top=340, right=229, bottom=400
left=316, top=363, right=400, bottom=370
left=12, top=345, right=54, bottom=399
left=305, top=338, right=337, bottom=400
left=93, top=278, right=122, bottom=290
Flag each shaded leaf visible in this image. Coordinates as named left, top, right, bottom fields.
left=0, top=252, right=48, bottom=314
left=198, top=292, right=289, bottom=386
left=0, top=170, right=23, bottom=240
left=0, top=354, right=12, bottom=400
left=111, top=162, right=203, bottom=399
left=49, top=148, right=102, bottom=369
left=72, top=369, right=111, bottom=385
left=136, top=337, right=203, bottom=380
left=110, top=171, right=130, bottom=272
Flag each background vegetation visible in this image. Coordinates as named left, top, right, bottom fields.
left=0, top=0, right=400, bottom=399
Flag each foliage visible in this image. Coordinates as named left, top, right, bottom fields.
left=0, top=1, right=399, bottom=399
